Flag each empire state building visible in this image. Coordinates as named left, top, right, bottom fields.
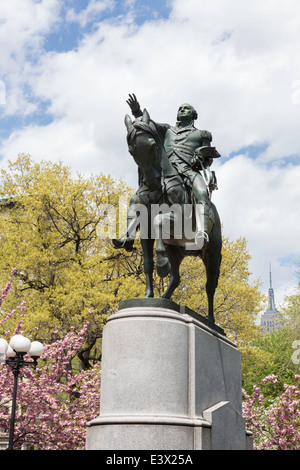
left=260, top=265, right=281, bottom=333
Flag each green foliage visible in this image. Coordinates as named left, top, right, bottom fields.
left=0, top=154, right=144, bottom=366
left=242, top=271, right=300, bottom=398
left=242, top=327, right=299, bottom=397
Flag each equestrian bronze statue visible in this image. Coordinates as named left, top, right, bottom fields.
left=113, top=95, right=222, bottom=323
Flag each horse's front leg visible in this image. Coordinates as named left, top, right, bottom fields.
left=141, top=238, right=155, bottom=297
left=153, top=213, right=171, bottom=278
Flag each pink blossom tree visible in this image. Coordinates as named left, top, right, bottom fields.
left=242, top=375, right=300, bottom=450
left=0, top=270, right=100, bottom=450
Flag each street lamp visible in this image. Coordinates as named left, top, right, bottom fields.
left=0, top=335, right=44, bottom=450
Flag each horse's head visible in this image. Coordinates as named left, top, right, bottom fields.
left=124, top=109, right=161, bottom=190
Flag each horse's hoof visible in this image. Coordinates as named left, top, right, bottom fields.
left=162, top=293, right=171, bottom=299
left=145, top=290, right=154, bottom=298
left=156, top=258, right=171, bottom=278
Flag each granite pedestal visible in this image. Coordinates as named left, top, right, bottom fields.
left=86, top=299, right=252, bottom=450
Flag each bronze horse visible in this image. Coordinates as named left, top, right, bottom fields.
left=123, top=109, right=222, bottom=323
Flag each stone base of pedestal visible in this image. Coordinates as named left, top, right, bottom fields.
left=86, top=299, right=252, bottom=450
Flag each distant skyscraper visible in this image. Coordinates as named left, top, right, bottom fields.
left=260, top=264, right=281, bottom=333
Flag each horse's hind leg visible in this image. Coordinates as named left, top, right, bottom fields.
left=203, top=242, right=222, bottom=323
left=162, top=247, right=184, bottom=299
left=141, top=238, right=155, bottom=297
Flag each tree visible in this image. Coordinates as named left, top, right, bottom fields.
left=242, top=327, right=300, bottom=396
left=0, top=270, right=100, bottom=450
left=242, top=270, right=300, bottom=395
left=242, top=374, right=300, bottom=450
left=281, top=269, right=300, bottom=345
left=241, top=271, right=300, bottom=450
left=0, top=154, right=145, bottom=366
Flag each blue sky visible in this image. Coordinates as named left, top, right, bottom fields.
left=0, top=0, right=172, bottom=137
left=43, top=0, right=172, bottom=52
left=0, top=0, right=300, bottom=310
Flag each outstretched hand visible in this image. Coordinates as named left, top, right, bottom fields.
left=126, top=93, right=141, bottom=114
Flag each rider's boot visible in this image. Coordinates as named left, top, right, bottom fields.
left=194, top=202, right=210, bottom=249
left=112, top=211, right=138, bottom=251
left=112, top=236, right=135, bottom=251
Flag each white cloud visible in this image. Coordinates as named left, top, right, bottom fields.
left=213, top=156, right=300, bottom=306
left=0, top=0, right=61, bottom=115
left=0, top=0, right=299, bottom=308
left=0, top=80, right=6, bottom=105
left=292, top=80, right=300, bottom=105
left=0, top=116, right=137, bottom=183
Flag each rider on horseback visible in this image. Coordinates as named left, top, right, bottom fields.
left=164, top=103, right=220, bottom=248
left=113, top=94, right=220, bottom=250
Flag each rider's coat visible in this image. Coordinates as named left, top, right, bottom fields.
left=164, top=125, right=212, bottom=166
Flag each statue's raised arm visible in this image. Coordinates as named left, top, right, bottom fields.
left=126, top=93, right=143, bottom=118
